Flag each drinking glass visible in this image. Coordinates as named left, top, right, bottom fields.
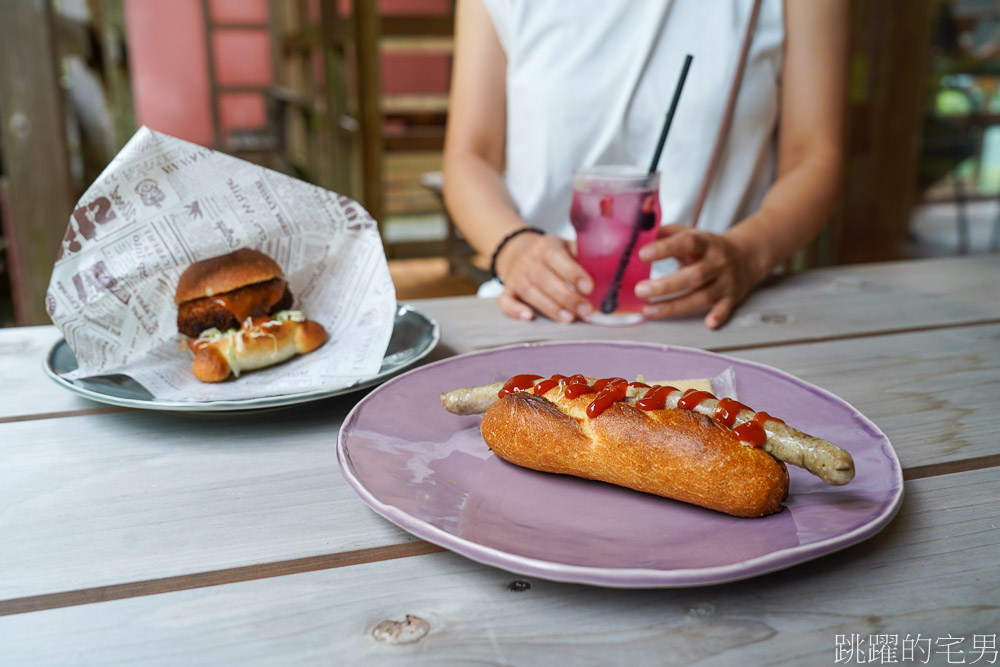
left=570, top=166, right=661, bottom=325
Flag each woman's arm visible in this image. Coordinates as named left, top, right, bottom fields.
left=636, top=0, right=848, bottom=328
left=442, top=0, right=594, bottom=322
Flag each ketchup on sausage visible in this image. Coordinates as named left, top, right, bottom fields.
left=586, top=379, right=628, bottom=418
left=498, top=373, right=786, bottom=449
left=635, top=385, right=677, bottom=411
left=498, top=374, right=543, bottom=397
left=714, top=397, right=751, bottom=428
left=677, top=389, right=716, bottom=411
left=732, top=411, right=783, bottom=447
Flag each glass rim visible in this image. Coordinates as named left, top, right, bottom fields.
left=572, top=165, right=658, bottom=190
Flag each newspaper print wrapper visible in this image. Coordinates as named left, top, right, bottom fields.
left=45, top=127, right=396, bottom=401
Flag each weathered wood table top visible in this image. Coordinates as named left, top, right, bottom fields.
left=1, top=255, right=997, bottom=665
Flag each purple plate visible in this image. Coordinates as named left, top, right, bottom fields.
left=337, top=341, right=903, bottom=587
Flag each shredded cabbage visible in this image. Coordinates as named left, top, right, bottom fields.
left=272, top=310, right=305, bottom=323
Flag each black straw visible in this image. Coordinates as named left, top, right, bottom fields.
left=648, top=54, right=693, bottom=174
left=600, top=54, right=693, bottom=315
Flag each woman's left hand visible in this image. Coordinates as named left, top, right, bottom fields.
left=634, top=224, right=765, bottom=329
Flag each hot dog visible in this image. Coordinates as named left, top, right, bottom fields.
left=442, top=374, right=855, bottom=490
left=441, top=377, right=710, bottom=416
left=188, top=313, right=327, bottom=382
left=480, top=375, right=789, bottom=517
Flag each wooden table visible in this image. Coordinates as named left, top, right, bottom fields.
left=1, top=255, right=998, bottom=665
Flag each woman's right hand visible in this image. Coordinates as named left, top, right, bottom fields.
left=493, top=232, right=595, bottom=322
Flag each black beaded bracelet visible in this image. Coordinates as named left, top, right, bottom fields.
left=489, top=226, right=545, bottom=284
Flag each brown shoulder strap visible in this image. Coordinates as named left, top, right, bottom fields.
left=689, top=0, right=764, bottom=227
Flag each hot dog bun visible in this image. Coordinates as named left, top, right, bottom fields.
left=481, top=388, right=789, bottom=517
left=190, top=316, right=327, bottom=383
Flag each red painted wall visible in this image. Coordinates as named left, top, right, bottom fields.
left=124, top=0, right=451, bottom=148
left=211, top=0, right=269, bottom=22
left=382, top=52, right=451, bottom=96
left=213, top=26, right=272, bottom=133
left=123, top=0, right=214, bottom=146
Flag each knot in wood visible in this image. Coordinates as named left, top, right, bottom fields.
left=686, top=602, right=716, bottom=617
left=506, top=580, right=532, bottom=592
left=8, top=112, right=32, bottom=141
left=372, top=614, right=430, bottom=644
left=760, top=311, right=789, bottom=324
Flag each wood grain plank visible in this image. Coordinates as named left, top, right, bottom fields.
left=0, top=467, right=995, bottom=665
left=903, top=453, right=1000, bottom=481
left=0, top=325, right=100, bottom=419
left=1, top=324, right=998, bottom=603
left=5, top=257, right=998, bottom=423
left=0, top=448, right=988, bottom=619
left=707, top=317, right=1000, bottom=354
left=413, top=256, right=1000, bottom=359
left=734, top=323, right=1000, bottom=470
left=0, top=2, right=77, bottom=325
left=0, top=542, right=444, bottom=617
left=353, top=0, right=384, bottom=231
left=834, top=0, right=936, bottom=265
left=0, top=407, right=126, bottom=425
left=0, top=405, right=414, bottom=601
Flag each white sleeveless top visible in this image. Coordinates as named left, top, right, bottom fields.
left=479, top=0, right=784, bottom=282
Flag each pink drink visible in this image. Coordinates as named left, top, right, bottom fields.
left=570, top=167, right=661, bottom=325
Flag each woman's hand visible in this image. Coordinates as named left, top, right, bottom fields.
left=634, top=224, right=766, bottom=329
left=494, top=232, right=595, bottom=322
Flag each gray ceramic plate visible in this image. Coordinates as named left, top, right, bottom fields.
left=43, top=303, right=439, bottom=412
left=338, top=340, right=904, bottom=588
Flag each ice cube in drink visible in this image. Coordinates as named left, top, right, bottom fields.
left=570, top=167, right=660, bottom=325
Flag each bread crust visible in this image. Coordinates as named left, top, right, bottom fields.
left=175, top=248, right=283, bottom=304
left=481, top=389, right=789, bottom=517
left=189, top=317, right=327, bottom=382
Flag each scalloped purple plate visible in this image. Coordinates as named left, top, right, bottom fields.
left=337, top=340, right=903, bottom=587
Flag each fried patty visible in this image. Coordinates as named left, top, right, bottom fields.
left=177, top=278, right=293, bottom=337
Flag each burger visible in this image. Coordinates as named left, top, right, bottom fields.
left=174, top=248, right=327, bottom=382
